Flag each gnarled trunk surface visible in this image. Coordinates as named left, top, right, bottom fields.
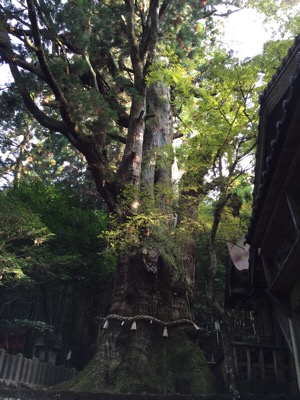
left=64, top=251, right=214, bottom=394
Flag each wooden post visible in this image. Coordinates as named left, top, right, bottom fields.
left=13, top=353, right=23, bottom=383
left=273, top=349, right=279, bottom=381
left=56, top=364, right=65, bottom=384
left=24, top=358, right=33, bottom=384
left=20, top=358, right=29, bottom=383
left=233, top=345, right=239, bottom=382
left=289, top=318, right=300, bottom=391
left=40, top=362, right=47, bottom=386
left=8, top=354, right=17, bottom=381
left=0, top=349, right=5, bottom=377
left=259, top=348, right=265, bottom=381
left=2, top=353, right=12, bottom=380
left=44, top=363, right=55, bottom=386
left=69, top=367, right=77, bottom=379
left=30, top=357, right=39, bottom=385
left=35, top=359, right=43, bottom=385
left=246, top=347, right=251, bottom=382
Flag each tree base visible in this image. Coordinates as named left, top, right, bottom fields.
left=60, top=325, right=214, bottom=395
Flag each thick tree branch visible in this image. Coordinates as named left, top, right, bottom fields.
left=26, top=0, right=79, bottom=133
left=0, top=18, right=45, bottom=80
left=9, top=63, right=69, bottom=134
left=159, top=0, right=172, bottom=20
left=124, top=0, right=143, bottom=86
left=140, top=0, right=159, bottom=59
left=0, top=49, right=44, bottom=80
left=6, top=6, right=128, bottom=133
left=107, top=132, right=127, bottom=144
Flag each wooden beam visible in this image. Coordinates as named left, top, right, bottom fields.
left=261, top=254, right=273, bottom=287
left=286, top=191, right=300, bottom=235
left=232, top=341, right=287, bottom=351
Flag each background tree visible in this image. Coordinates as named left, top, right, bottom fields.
left=0, top=0, right=298, bottom=394
left=173, top=35, right=296, bottom=396
left=0, top=181, right=113, bottom=367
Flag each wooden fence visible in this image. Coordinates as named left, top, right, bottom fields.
left=0, top=349, right=77, bottom=388
left=232, top=341, right=296, bottom=394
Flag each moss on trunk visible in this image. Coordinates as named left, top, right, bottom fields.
left=62, top=328, right=214, bottom=394
left=57, top=250, right=215, bottom=395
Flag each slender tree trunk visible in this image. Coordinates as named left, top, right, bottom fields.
left=205, top=197, right=240, bottom=399
left=222, top=327, right=240, bottom=399
left=54, top=281, right=75, bottom=349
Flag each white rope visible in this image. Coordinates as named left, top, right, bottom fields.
left=101, top=314, right=202, bottom=330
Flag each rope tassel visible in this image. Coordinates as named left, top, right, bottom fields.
left=103, top=320, right=109, bottom=329
left=193, top=323, right=201, bottom=331
left=130, top=321, right=137, bottom=330
left=162, top=326, right=168, bottom=337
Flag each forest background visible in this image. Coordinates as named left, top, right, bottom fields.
left=0, top=0, right=300, bottom=396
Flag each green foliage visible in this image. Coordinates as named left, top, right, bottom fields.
left=253, top=38, right=294, bottom=83
left=100, top=181, right=179, bottom=267
left=103, top=209, right=170, bottom=254
left=0, top=0, right=299, bottom=393
left=176, top=48, right=259, bottom=218
left=146, top=52, right=197, bottom=110
left=0, top=319, right=54, bottom=335
left=0, top=0, right=295, bottom=284
left=0, top=85, right=93, bottom=187
left=16, top=182, right=106, bottom=252
left=15, top=181, right=113, bottom=275
left=0, top=180, right=115, bottom=289
left=247, top=0, right=300, bottom=28
left=0, top=191, right=53, bottom=285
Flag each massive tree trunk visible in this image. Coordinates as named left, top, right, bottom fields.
left=65, top=252, right=213, bottom=394
left=61, top=81, right=214, bottom=395
left=0, top=1, right=215, bottom=394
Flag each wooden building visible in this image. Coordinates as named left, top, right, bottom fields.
left=227, top=35, right=300, bottom=394
left=225, top=238, right=250, bottom=310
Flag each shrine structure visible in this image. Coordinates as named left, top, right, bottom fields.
left=226, top=35, right=300, bottom=395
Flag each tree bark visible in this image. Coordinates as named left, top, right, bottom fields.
left=61, top=79, right=214, bottom=395
left=64, top=252, right=214, bottom=394
left=142, top=81, right=173, bottom=208
left=222, top=327, right=240, bottom=399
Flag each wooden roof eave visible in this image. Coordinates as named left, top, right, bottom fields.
left=247, top=40, right=300, bottom=246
